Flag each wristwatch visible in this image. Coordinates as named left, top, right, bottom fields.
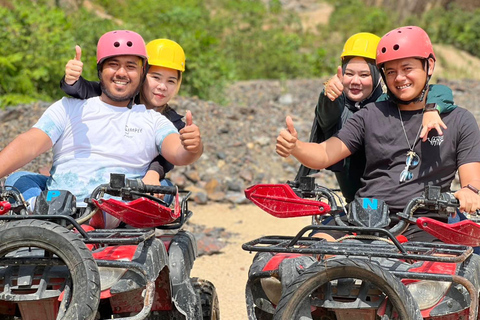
left=463, top=184, right=480, bottom=195
left=424, top=103, right=439, bottom=112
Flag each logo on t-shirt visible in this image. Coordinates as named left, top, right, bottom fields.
left=428, top=136, right=444, bottom=146
left=124, top=125, right=143, bottom=138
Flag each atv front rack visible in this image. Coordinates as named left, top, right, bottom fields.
left=243, top=224, right=473, bottom=263
left=0, top=214, right=156, bottom=245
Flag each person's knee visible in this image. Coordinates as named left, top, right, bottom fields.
left=160, top=179, right=175, bottom=206
left=5, top=172, right=47, bottom=200
left=311, top=232, right=336, bottom=242
left=5, top=171, right=31, bottom=186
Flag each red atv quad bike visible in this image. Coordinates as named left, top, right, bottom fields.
left=243, top=177, right=480, bottom=320
left=0, top=173, right=219, bottom=320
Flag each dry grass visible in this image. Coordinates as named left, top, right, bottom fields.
left=432, top=44, right=480, bottom=82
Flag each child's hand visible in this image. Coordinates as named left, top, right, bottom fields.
left=276, top=116, right=298, bottom=157
left=420, top=110, right=447, bottom=142
left=65, top=45, right=83, bottom=85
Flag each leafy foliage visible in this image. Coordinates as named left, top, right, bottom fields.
left=416, top=4, right=480, bottom=57
left=324, top=0, right=395, bottom=46
left=0, top=2, right=73, bottom=106
left=1, top=0, right=479, bottom=108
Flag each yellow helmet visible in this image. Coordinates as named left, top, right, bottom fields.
left=340, top=32, right=381, bottom=61
left=146, top=39, right=186, bottom=72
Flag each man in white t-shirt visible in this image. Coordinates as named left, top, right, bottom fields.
left=0, top=30, right=203, bottom=227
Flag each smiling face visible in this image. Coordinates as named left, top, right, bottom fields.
left=141, top=65, right=180, bottom=110
left=342, top=57, right=374, bottom=102
left=384, top=57, right=434, bottom=105
left=99, top=55, right=143, bottom=107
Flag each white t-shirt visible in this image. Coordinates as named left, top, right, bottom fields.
left=34, top=96, right=178, bottom=203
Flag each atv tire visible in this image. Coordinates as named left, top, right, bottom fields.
left=273, top=258, right=422, bottom=320
left=192, top=277, right=220, bottom=320
left=0, top=220, right=100, bottom=320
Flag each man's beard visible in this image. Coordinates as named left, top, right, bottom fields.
left=100, top=78, right=141, bottom=103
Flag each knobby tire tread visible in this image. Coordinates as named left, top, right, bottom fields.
left=273, top=258, right=422, bottom=320
left=192, top=277, right=220, bottom=320
left=0, top=219, right=100, bottom=320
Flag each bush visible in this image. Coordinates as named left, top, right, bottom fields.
left=418, top=4, right=480, bottom=57
left=0, top=2, right=74, bottom=107
left=1, top=0, right=479, bottom=108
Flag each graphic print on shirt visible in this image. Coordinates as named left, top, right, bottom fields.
left=124, top=124, right=143, bottom=138
left=428, top=136, right=444, bottom=146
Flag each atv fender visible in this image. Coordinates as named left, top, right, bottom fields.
left=110, top=238, right=168, bottom=294
left=168, top=230, right=202, bottom=320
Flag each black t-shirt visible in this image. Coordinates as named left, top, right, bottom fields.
left=335, top=100, right=480, bottom=212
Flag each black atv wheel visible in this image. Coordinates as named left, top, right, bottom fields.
left=0, top=220, right=100, bottom=320
left=192, top=277, right=220, bottom=320
left=274, top=259, right=422, bottom=320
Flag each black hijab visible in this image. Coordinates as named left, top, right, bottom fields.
left=341, top=57, right=383, bottom=111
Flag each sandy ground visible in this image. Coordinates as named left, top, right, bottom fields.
left=189, top=203, right=311, bottom=320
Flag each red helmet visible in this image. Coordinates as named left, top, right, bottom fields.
left=376, top=26, right=435, bottom=68
left=96, top=30, right=147, bottom=65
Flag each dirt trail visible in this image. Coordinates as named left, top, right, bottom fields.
left=189, top=203, right=311, bottom=320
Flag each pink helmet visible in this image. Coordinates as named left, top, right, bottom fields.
left=376, top=26, right=435, bottom=68
left=96, top=30, right=147, bottom=65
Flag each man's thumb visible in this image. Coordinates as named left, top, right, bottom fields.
left=286, top=116, right=296, bottom=134
left=185, top=110, right=193, bottom=126
left=75, top=45, right=82, bottom=61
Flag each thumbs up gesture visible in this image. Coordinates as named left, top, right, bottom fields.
left=179, top=110, right=202, bottom=154
left=276, top=116, right=298, bottom=158
left=65, top=45, right=83, bottom=85
left=324, top=66, right=344, bottom=101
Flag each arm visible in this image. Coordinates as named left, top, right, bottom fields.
left=142, top=170, right=163, bottom=186
left=160, top=111, right=203, bottom=166
left=164, top=108, right=186, bottom=131
left=276, top=116, right=352, bottom=170
left=420, top=84, right=457, bottom=141
left=452, top=109, right=480, bottom=213
left=426, top=84, right=457, bottom=113
left=316, top=66, right=346, bottom=132
left=145, top=108, right=183, bottom=181
left=455, top=163, right=480, bottom=214
left=0, top=128, right=52, bottom=178
left=59, top=46, right=101, bottom=99
left=60, top=76, right=101, bottom=99
left=142, top=156, right=165, bottom=186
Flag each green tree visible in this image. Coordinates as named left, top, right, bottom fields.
left=0, top=2, right=75, bottom=107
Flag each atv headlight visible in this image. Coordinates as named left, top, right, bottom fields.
left=260, top=277, right=282, bottom=305
left=407, top=280, right=451, bottom=309
left=98, top=266, right=128, bottom=291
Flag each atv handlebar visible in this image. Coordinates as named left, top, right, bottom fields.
left=90, top=174, right=177, bottom=201
left=391, top=188, right=459, bottom=234
left=123, top=178, right=177, bottom=195
left=285, top=179, right=462, bottom=236
left=398, top=187, right=459, bottom=221
left=287, top=179, right=341, bottom=212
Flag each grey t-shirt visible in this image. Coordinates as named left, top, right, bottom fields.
left=335, top=100, right=480, bottom=212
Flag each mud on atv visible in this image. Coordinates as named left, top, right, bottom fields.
left=242, top=177, right=480, bottom=320
left=0, top=173, right=219, bottom=320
